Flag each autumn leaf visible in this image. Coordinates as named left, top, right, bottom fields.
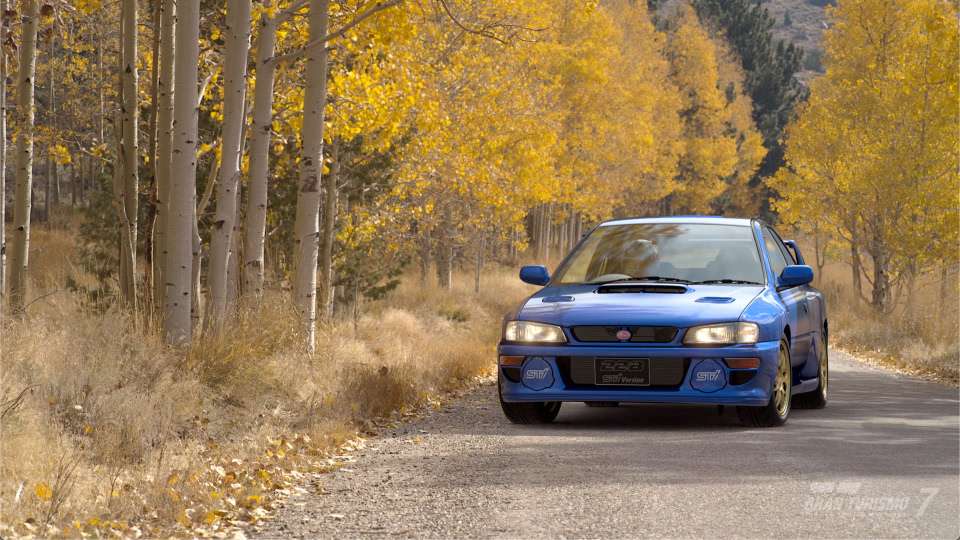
left=34, top=482, right=52, bottom=501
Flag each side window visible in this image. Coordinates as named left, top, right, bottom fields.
left=762, top=228, right=789, bottom=276
left=769, top=228, right=797, bottom=264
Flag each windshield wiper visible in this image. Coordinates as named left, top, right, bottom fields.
left=693, top=279, right=762, bottom=285
left=592, top=276, right=693, bottom=285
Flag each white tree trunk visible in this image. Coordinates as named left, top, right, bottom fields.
left=318, top=136, right=339, bottom=322
left=0, top=0, right=7, bottom=304
left=7, top=0, right=40, bottom=313
left=119, top=0, right=139, bottom=306
left=241, top=15, right=279, bottom=308
left=164, top=0, right=200, bottom=345
left=239, top=0, right=307, bottom=307
left=292, top=0, right=331, bottom=353
left=154, top=0, right=175, bottom=315
left=207, top=0, right=251, bottom=329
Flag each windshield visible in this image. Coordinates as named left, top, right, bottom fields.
left=552, top=223, right=765, bottom=285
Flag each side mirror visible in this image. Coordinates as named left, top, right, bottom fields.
left=519, top=265, right=550, bottom=286
left=783, top=240, right=805, bottom=265
left=778, top=265, right=814, bottom=288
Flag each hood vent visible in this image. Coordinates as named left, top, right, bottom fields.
left=597, top=283, right=688, bottom=294
left=695, top=296, right=735, bottom=304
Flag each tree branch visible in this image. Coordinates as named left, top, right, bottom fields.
left=265, top=0, right=404, bottom=67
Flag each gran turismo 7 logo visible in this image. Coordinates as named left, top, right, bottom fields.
left=696, top=369, right=722, bottom=382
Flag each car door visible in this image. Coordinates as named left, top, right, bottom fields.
left=762, top=227, right=812, bottom=366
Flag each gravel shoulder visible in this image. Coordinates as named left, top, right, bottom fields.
left=253, top=349, right=959, bottom=539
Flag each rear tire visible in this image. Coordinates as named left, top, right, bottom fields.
left=498, top=374, right=561, bottom=424
left=738, top=339, right=791, bottom=427
left=794, top=334, right=828, bottom=409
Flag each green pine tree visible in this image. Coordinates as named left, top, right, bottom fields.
left=692, top=0, right=806, bottom=219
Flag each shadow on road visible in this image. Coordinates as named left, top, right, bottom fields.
left=442, top=364, right=960, bottom=483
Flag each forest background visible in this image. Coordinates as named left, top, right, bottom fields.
left=0, top=0, right=956, bottom=536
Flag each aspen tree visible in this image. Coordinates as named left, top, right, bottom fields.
left=772, top=0, right=958, bottom=311
left=154, top=0, right=175, bottom=315
left=292, top=0, right=331, bottom=353
left=118, top=0, right=139, bottom=305
left=0, top=0, right=7, bottom=302
left=207, top=0, right=252, bottom=328
left=8, top=0, right=41, bottom=313
left=165, top=0, right=201, bottom=344
left=242, top=0, right=308, bottom=308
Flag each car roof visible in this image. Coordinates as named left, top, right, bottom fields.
left=598, top=216, right=755, bottom=227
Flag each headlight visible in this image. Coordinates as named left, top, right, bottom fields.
left=504, top=321, right=566, bottom=343
left=683, top=322, right=759, bottom=345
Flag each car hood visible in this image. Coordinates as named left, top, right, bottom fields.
left=517, top=284, right=763, bottom=328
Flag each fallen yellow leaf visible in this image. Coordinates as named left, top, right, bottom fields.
left=34, top=482, right=52, bottom=501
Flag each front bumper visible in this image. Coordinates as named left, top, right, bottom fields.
left=497, top=340, right=780, bottom=406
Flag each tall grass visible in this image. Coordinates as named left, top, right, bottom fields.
left=0, top=225, right=532, bottom=538
left=812, top=250, right=958, bottom=384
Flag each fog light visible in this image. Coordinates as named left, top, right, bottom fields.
left=724, top=358, right=761, bottom=369
left=500, top=355, right=524, bottom=366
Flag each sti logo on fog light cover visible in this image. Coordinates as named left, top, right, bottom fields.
left=690, top=359, right=726, bottom=393
left=525, top=368, right=549, bottom=379
left=696, top=370, right=722, bottom=382
left=520, top=357, right=554, bottom=391
left=616, top=330, right=631, bottom=340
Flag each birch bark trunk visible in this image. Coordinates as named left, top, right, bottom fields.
left=207, top=0, right=251, bottom=329
left=154, top=0, right=175, bottom=315
left=240, top=0, right=307, bottom=307
left=7, top=0, right=40, bottom=313
left=144, top=0, right=162, bottom=316
left=318, top=136, right=340, bottom=322
left=292, top=0, right=331, bottom=353
left=164, top=0, right=200, bottom=345
left=0, top=0, right=7, bottom=303
left=119, top=0, right=139, bottom=306
left=436, top=206, right=453, bottom=290
left=240, top=17, right=278, bottom=308
left=47, top=31, right=58, bottom=208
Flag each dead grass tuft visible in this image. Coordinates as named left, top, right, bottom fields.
left=817, top=262, right=959, bottom=385
left=1, top=228, right=533, bottom=538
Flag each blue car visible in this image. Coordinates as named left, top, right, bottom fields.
left=498, top=216, right=828, bottom=427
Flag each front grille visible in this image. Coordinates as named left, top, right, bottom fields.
left=571, top=326, right=678, bottom=343
left=560, top=357, right=689, bottom=387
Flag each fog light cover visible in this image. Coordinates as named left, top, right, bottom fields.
left=521, top=357, right=554, bottom=391
left=690, top=359, right=726, bottom=393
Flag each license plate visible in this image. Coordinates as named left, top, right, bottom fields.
left=595, top=358, right=650, bottom=386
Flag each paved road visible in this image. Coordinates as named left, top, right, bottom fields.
left=254, top=349, right=959, bottom=539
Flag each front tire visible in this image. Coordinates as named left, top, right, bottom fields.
left=738, top=339, right=791, bottom=427
left=498, top=374, right=561, bottom=424
left=794, top=334, right=828, bottom=409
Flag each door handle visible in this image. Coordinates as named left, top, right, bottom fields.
left=803, top=303, right=809, bottom=313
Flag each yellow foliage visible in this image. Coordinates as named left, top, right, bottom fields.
left=771, top=0, right=958, bottom=287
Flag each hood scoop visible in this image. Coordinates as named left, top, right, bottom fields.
left=597, top=283, right=689, bottom=294
left=695, top=296, right=735, bottom=304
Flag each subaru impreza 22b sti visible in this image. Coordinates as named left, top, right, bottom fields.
left=497, top=217, right=828, bottom=427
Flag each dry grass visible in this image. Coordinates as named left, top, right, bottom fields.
left=0, top=225, right=534, bottom=538
left=808, top=247, right=959, bottom=385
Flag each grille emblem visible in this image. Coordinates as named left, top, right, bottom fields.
left=616, top=330, right=631, bottom=340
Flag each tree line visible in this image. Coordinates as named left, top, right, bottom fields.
left=0, top=0, right=953, bottom=350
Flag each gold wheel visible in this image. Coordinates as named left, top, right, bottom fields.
left=773, top=345, right=790, bottom=417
